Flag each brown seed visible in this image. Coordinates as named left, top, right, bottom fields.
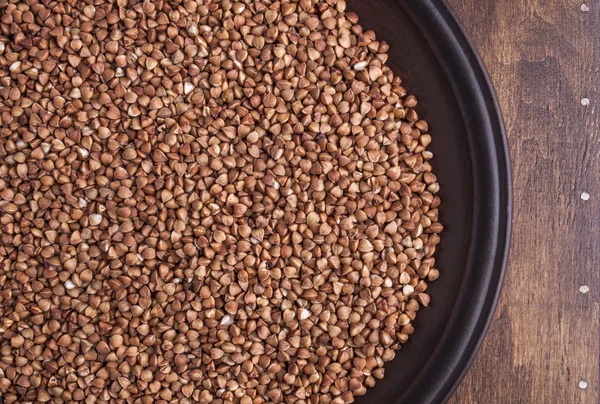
left=233, top=203, right=247, bottom=217
left=430, top=222, right=444, bottom=233
left=1, top=202, right=17, bottom=213
left=109, top=334, right=123, bottom=348
left=118, top=186, right=133, bottom=198
left=106, top=107, right=120, bottom=119
left=89, top=214, right=102, bottom=226
left=11, top=335, right=24, bottom=348
left=264, top=93, right=277, bottom=108
left=68, top=55, right=81, bottom=67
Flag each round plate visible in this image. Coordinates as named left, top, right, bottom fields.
left=347, top=1, right=512, bottom=403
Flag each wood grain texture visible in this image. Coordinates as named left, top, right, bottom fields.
left=446, top=0, right=600, bottom=403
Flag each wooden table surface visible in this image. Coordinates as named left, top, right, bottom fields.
left=445, top=1, right=600, bottom=403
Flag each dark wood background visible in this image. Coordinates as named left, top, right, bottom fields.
left=446, top=0, right=600, bottom=403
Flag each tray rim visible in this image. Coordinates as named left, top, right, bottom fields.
left=393, top=1, right=513, bottom=403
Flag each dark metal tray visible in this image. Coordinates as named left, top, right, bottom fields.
left=348, top=1, right=512, bottom=403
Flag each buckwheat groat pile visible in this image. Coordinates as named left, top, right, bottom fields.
left=0, top=0, right=442, bottom=402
